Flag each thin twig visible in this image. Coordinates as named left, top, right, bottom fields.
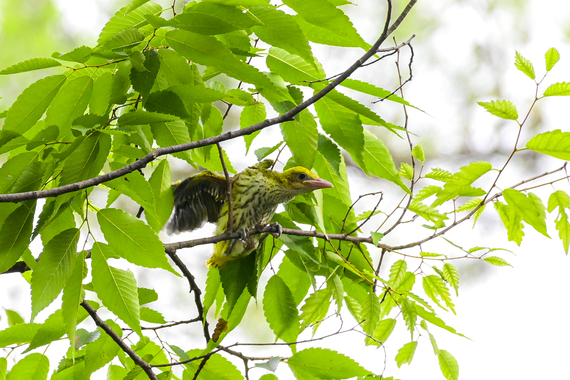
left=81, top=300, right=157, bottom=380
left=164, top=250, right=211, bottom=342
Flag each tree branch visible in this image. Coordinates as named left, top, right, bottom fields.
left=81, top=300, right=157, bottom=380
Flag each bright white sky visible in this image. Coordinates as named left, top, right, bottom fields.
left=3, top=0, right=570, bottom=379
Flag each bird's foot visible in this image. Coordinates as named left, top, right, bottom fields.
left=237, top=227, right=248, bottom=243
left=268, top=222, right=283, bottom=238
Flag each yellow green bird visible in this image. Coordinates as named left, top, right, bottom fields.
left=167, top=160, right=333, bottom=268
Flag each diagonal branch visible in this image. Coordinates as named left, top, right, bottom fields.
left=81, top=300, right=157, bottom=380
left=0, top=0, right=417, bottom=204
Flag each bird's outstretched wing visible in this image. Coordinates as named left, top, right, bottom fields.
left=167, top=171, right=228, bottom=234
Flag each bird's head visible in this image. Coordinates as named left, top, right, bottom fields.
left=279, top=167, right=334, bottom=194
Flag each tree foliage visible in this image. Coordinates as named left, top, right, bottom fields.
left=0, top=1, right=569, bottom=380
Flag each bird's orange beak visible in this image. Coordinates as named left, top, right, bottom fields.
left=303, top=178, right=334, bottom=189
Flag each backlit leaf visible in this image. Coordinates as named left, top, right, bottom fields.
left=514, top=51, right=535, bottom=79
left=263, top=275, right=299, bottom=343
left=31, top=229, right=80, bottom=321
left=287, top=348, right=370, bottom=379
left=0, top=58, right=61, bottom=75
left=97, top=208, right=177, bottom=274
left=545, top=47, right=560, bottom=71
left=91, top=242, right=141, bottom=335
left=478, top=100, right=518, bottom=120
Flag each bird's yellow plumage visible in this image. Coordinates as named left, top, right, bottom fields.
left=167, top=160, right=333, bottom=268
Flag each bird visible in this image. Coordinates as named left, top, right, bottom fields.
left=167, top=159, right=333, bottom=268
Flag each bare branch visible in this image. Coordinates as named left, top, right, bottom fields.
left=81, top=300, right=157, bottom=380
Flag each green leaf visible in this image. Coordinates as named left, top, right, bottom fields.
left=62, top=251, right=87, bottom=352
left=388, top=260, right=407, bottom=289
left=91, top=242, right=141, bottom=335
left=284, top=0, right=369, bottom=50
left=0, top=323, right=41, bottom=347
left=31, top=229, right=80, bottom=321
left=514, top=51, right=535, bottom=79
left=166, top=29, right=286, bottom=101
left=438, top=350, right=459, bottom=380
left=251, top=7, right=314, bottom=66
left=555, top=208, right=570, bottom=254
left=287, top=348, right=370, bottom=379
left=145, top=90, right=190, bottom=118
left=442, top=263, right=459, bottom=296
left=150, top=121, right=193, bottom=164
left=314, top=96, right=366, bottom=171
left=326, top=89, right=392, bottom=131
left=219, top=253, right=256, bottom=318
left=494, top=201, right=524, bottom=245
left=340, top=78, right=417, bottom=109
left=5, top=309, right=25, bottom=326
left=299, top=288, right=331, bottom=332
left=408, top=201, right=447, bottom=223
left=280, top=110, right=318, bottom=169
left=59, top=132, right=111, bottom=186
left=97, top=2, right=162, bottom=46
left=423, top=275, right=455, bottom=313
left=503, top=189, right=549, bottom=237
left=0, top=202, right=35, bottom=274
left=130, top=49, right=160, bottom=101
left=373, top=318, right=396, bottom=343
left=400, top=162, right=414, bottom=180
left=362, top=130, right=409, bottom=192
left=478, top=100, right=518, bottom=120
left=140, top=307, right=166, bottom=324
left=53, top=45, right=93, bottom=63
left=118, top=110, right=180, bottom=125
left=277, top=255, right=311, bottom=306
left=543, top=82, right=570, bottom=97
left=45, top=75, right=94, bottom=138
left=433, top=161, right=492, bottom=207
left=361, top=291, right=381, bottom=345
left=240, top=102, right=267, bottom=153
left=395, top=341, right=417, bottom=367
left=184, top=351, right=243, bottom=380
left=266, top=47, right=324, bottom=84
left=0, top=152, right=39, bottom=194
left=526, top=129, right=570, bottom=160
left=157, top=49, right=198, bottom=87
left=545, top=47, right=560, bottom=71
left=106, top=171, right=158, bottom=228
left=0, top=58, right=61, bottom=75
left=401, top=299, right=417, bottom=338
left=0, top=75, right=66, bottom=148
left=425, top=168, right=452, bottom=182
left=263, top=275, right=299, bottom=343
left=168, top=84, right=226, bottom=103
left=548, top=190, right=570, bottom=212
left=89, top=71, right=113, bottom=116
left=85, top=320, right=122, bottom=376
left=412, top=145, right=425, bottom=162
left=97, top=208, right=178, bottom=274
left=172, top=2, right=260, bottom=35
left=370, top=232, right=383, bottom=246
left=415, top=304, right=467, bottom=338
left=148, top=159, right=174, bottom=231
left=483, top=256, right=512, bottom=267
left=4, top=353, right=49, bottom=380
left=100, top=28, right=145, bottom=51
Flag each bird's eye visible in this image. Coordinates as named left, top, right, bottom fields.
left=298, top=173, right=308, bottom=180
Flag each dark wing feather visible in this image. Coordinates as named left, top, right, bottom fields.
left=167, top=171, right=228, bottom=234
